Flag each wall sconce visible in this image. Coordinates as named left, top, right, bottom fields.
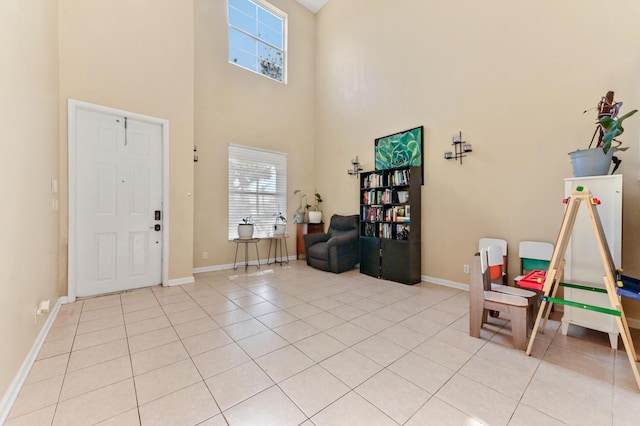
left=444, top=131, right=472, bottom=164
left=194, top=145, right=199, bottom=163
left=347, top=155, right=363, bottom=177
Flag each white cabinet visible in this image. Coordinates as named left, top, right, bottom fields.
left=562, top=175, right=622, bottom=349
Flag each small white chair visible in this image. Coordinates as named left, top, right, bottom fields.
left=486, top=246, right=537, bottom=326
left=469, top=250, right=529, bottom=350
left=479, top=238, right=507, bottom=284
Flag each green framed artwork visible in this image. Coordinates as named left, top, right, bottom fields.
left=375, top=126, right=423, bottom=182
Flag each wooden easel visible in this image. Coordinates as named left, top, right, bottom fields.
left=525, top=185, right=640, bottom=391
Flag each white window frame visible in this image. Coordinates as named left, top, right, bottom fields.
left=228, top=143, right=288, bottom=239
left=227, top=0, right=287, bottom=83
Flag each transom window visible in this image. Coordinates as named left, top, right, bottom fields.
left=228, top=0, right=286, bottom=82
left=228, top=144, right=288, bottom=239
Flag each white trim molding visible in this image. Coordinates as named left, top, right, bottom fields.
left=166, top=276, right=196, bottom=287
left=0, top=297, right=67, bottom=424
left=422, top=275, right=469, bottom=291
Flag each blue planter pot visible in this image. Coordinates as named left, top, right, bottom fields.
left=568, top=148, right=614, bottom=177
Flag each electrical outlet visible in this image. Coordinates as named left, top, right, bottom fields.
left=463, top=264, right=470, bottom=274
left=202, top=251, right=208, bottom=259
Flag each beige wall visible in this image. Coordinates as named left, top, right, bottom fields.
left=0, top=0, right=60, bottom=396
left=315, top=1, right=640, bottom=316
left=193, top=0, right=316, bottom=267
left=57, top=0, right=195, bottom=284
left=3, top=0, right=640, bottom=398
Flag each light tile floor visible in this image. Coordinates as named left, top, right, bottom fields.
left=6, top=261, right=640, bottom=425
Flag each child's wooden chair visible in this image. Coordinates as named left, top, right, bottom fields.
left=469, top=249, right=529, bottom=350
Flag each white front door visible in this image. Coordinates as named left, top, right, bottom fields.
left=76, top=108, right=163, bottom=297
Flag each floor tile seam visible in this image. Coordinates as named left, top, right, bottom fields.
left=77, top=301, right=122, bottom=314
left=129, top=341, right=191, bottom=377
left=57, top=357, right=134, bottom=403
left=406, top=395, right=458, bottom=425
left=351, top=375, right=429, bottom=425
left=43, top=330, right=78, bottom=346
left=272, top=368, right=346, bottom=419
left=213, top=381, right=276, bottom=417
left=309, top=388, right=400, bottom=426
left=77, top=302, right=125, bottom=320
left=270, top=322, right=324, bottom=345
left=75, top=309, right=125, bottom=328
left=547, top=340, right=618, bottom=365
left=6, top=402, right=59, bottom=423
left=52, top=376, right=137, bottom=424
left=455, top=364, right=531, bottom=403
left=44, top=317, right=84, bottom=417
left=123, top=317, right=176, bottom=340
left=123, top=311, right=167, bottom=325
left=71, top=329, right=129, bottom=354
left=134, top=375, right=206, bottom=410
left=9, top=369, right=66, bottom=421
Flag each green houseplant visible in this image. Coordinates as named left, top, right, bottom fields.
left=569, top=91, right=637, bottom=176
left=293, top=189, right=310, bottom=223
left=273, top=211, right=287, bottom=235
left=308, top=193, right=323, bottom=224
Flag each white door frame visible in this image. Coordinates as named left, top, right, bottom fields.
left=68, top=99, right=170, bottom=301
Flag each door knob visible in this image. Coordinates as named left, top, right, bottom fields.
left=154, top=224, right=161, bottom=231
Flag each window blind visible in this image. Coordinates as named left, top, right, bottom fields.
left=228, top=143, right=287, bottom=239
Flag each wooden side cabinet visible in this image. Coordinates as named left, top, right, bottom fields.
left=296, top=222, right=324, bottom=259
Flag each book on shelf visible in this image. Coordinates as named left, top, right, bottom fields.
left=363, top=173, right=383, bottom=189
left=396, top=224, right=410, bottom=240
left=389, top=169, right=410, bottom=186
left=364, top=222, right=376, bottom=237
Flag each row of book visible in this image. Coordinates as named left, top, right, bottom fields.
left=362, top=189, right=393, bottom=205
left=363, top=223, right=411, bottom=240
left=361, top=206, right=410, bottom=223
left=388, top=169, right=411, bottom=186
left=362, top=173, right=384, bottom=188
left=361, top=169, right=412, bottom=189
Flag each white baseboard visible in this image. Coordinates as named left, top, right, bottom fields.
left=165, top=276, right=195, bottom=286
left=193, top=256, right=298, bottom=275
left=0, top=296, right=67, bottom=424
left=627, top=317, right=640, bottom=330
left=422, top=275, right=469, bottom=291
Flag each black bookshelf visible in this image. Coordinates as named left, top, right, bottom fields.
left=359, top=166, right=421, bottom=284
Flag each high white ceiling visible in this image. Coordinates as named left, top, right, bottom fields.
left=296, top=0, right=329, bottom=13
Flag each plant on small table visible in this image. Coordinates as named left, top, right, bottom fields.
left=293, top=190, right=310, bottom=223
left=308, top=193, right=323, bottom=223
left=238, top=216, right=254, bottom=239
left=273, top=211, right=287, bottom=235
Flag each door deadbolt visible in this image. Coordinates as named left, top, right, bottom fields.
left=155, top=210, right=161, bottom=221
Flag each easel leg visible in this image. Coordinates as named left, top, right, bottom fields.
left=615, top=316, right=640, bottom=390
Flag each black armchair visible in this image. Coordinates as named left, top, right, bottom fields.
left=303, top=214, right=360, bottom=273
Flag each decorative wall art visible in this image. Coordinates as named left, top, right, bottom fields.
left=374, top=125, right=424, bottom=183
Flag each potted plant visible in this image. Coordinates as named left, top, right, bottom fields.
left=569, top=91, right=637, bottom=177
left=308, top=193, right=323, bottom=223
left=293, top=189, right=310, bottom=223
left=238, top=216, right=254, bottom=239
left=273, top=212, right=287, bottom=235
